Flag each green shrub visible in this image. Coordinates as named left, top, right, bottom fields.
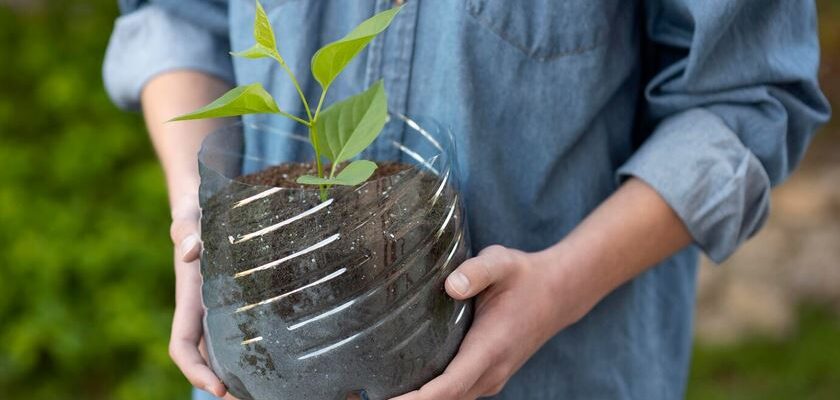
left=0, top=1, right=187, bottom=398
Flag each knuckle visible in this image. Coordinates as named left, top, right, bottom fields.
left=167, top=342, right=180, bottom=362
left=476, top=258, right=503, bottom=284
left=169, top=220, right=186, bottom=243
left=481, top=244, right=508, bottom=257
left=481, top=245, right=516, bottom=266
left=170, top=218, right=197, bottom=244
left=455, top=258, right=486, bottom=287
left=484, top=369, right=510, bottom=396
left=495, top=365, right=513, bottom=382
left=453, top=379, right=470, bottom=397
left=171, top=202, right=199, bottom=220
left=485, top=382, right=506, bottom=397
left=469, top=258, right=494, bottom=286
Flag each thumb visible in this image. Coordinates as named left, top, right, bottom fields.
left=445, top=245, right=516, bottom=300
left=171, top=214, right=201, bottom=262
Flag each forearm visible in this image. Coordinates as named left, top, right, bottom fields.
left=140, top=70, right=232, bottom=210
left=537, top=178, right=693, bottom=312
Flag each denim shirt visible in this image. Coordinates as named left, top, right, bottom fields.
left=104, top=1, right=829, bottom=399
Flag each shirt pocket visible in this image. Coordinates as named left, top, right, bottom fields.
left=464, top=0, right=608, bottom=61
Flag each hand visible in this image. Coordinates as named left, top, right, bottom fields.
left=390, top=179, right=694, bottom=399
left=167, top=196, right=229, bottom=398
left=141, top=71, right=243, bottom=399
left=391, top=244, right=597, bottom=400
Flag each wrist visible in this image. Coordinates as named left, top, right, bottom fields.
left=530, top=241, right=608, bottom=323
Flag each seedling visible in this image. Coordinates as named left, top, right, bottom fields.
left=172, top=0, right=403, bottom=201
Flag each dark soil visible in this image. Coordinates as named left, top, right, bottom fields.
left=237, top=161, right=412, bottom=188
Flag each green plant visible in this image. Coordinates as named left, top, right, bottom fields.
left=172, top=0, right=402, bottom=200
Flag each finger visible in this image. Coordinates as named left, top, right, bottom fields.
left=170, top=336, right=227, bottom=397
left=198, top=336, right=210, bottom=365
left=170, top=256, right=226, bottom=397
left=390, top=331, right=494, bottom=400
left=171, top=216, right=201, bottom=262
left=470, top=364, right=512, bottom=398
left=445, top=245, right=516, bottom=300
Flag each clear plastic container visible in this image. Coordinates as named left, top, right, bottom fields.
left=197, top=115, right=472, bottom=400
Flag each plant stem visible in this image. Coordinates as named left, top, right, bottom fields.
left=314, top=87, right=329, bottom=119
left=309, top=86, right=334, bottom=200
left=309, top=123, right=328, bottom=201
left=269, top=53, right=327, bottom=200
left=273, top=54, right=313, bottom=121
left=329, top=162, right=338, bottom=179
left=277, top=111, right=310, bottom=126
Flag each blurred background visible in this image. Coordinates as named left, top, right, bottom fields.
left=0, top=0, right=837, bottom=399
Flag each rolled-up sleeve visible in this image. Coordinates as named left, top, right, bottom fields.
left=103, top=0, right=234, bottom=111
left=618, top=1, right=830, bottom=262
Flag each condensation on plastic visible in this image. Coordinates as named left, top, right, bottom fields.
left=197, top=115, right=472, bottom=400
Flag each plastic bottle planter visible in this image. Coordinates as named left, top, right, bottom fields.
left=197, top=115, right=472, bottom=400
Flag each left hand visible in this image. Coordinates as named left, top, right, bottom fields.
left=391, top=244, right=598, bottom=400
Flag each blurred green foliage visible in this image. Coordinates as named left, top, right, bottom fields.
left=688, top=307, right=840, bottom=400
left=0, top=0, right=837, bottom=399
left=0, top=1, right=188, bottom=398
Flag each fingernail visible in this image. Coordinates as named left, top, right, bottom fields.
left=448, top=271, right=470, bottom=295
left=204, top=385, right=213, bottom=394
left=179, top=235, right=198, bottom=259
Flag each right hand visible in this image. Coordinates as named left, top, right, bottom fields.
left=167, top=197, right=229, bottom=398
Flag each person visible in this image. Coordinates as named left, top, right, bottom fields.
left=103, top=1, right=830, bottom=399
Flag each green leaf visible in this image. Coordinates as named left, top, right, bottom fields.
left=295, top=175, right=332, bottom=185
left=310, top=6, right=402, bottom=89
left=169, top=83, right=280, bottom=121
left=230, top=43, right=279, bottom=61
left=231, top=1, right=284, bottom=63
left=296, top=160, right=378, bottom=186
left=253, top=1, right=277, bottom=49
left=231, top=0, right=281, bottom=61
left=314, top=80, right=387, bottom=163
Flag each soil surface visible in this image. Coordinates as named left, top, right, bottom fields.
left=237, top=161, right=411, bottom=188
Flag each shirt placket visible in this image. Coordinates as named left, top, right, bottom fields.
left=364, top=0, right=418, bottom=161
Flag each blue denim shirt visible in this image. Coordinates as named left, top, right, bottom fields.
left=104, top=1, right=829, bottom=398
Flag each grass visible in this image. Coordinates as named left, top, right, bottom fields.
left=687, top=306, right=840, bottom=400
